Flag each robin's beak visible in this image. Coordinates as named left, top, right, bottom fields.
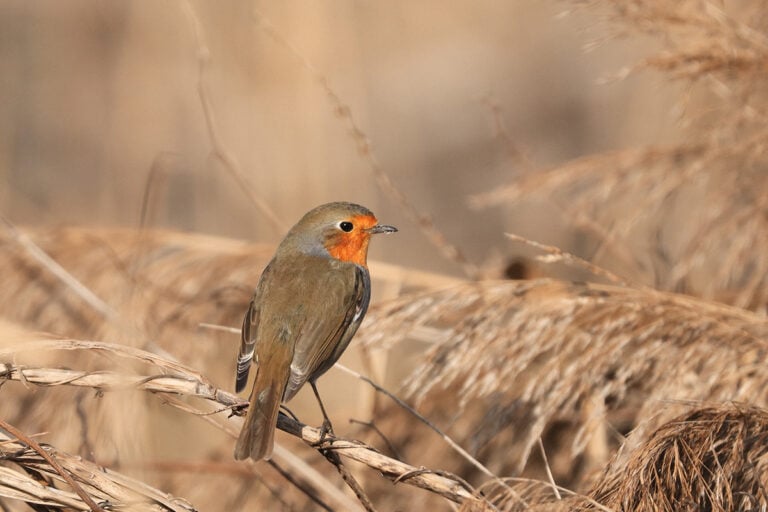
left=366, top=224, right=397, bottom=235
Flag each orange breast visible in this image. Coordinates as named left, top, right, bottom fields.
left=326, top=214, right=378, bottom=266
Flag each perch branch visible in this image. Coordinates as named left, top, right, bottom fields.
left=0, top=341, right=479, bottom=506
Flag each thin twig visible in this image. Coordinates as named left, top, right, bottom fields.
left=505, top=232, right=636, bottom=287
left=334, top=363, right=516, bottom=509
left=483, top=95, right=537, bottom=174
left=250, top=8, right=479, bottom=279
left=537, top=437, right=562, bottom=500
left=267, top=459, right=333, bottom=512
left=0, top=419, right=106, bottom=512
left=349, top=419, right=402, bottom=460
left=318, top=449, right=378, bottom=512
left=198, top=322, right=240, bottom=334
left=179, top=0, right=285, bottom=234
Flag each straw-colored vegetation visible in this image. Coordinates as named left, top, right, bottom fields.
left=472, top=0, right=768, bottom=310
left=1, top=1, right=768, bottom=511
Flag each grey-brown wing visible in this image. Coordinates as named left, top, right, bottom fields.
left=282, top=262, right=370, bottom=401
left=235, top=261, right=274, bottom=393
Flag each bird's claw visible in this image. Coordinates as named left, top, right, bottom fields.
left=312, top=419, right=335, bottom=449
left=229, top=402, right=249, bottom=418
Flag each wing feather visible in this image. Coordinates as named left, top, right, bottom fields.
left=234, top=261, right=274, bottom=393
left=236, top=254, right=370, bottom=402
left=283, top=261, right=370, bottom=401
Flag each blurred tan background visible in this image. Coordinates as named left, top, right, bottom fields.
left=0, top=1, right=711, bottom=510
left=0, top=1, right=678, bottom=278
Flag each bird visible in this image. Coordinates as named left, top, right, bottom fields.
left=234, top=201, right=397, bottom=461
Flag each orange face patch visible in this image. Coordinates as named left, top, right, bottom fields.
left=325, top=214, right=378, bottom=266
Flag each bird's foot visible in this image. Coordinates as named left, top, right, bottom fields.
left=320, top=418, right=335, bottom=438
left=229, top=401, right=249, bottom=418
left=312, top=419, right=335, bottom=449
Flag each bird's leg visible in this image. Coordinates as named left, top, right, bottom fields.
left=310, top=381, right=335, bottom=443
left=279, top=403, right=299, bottom=421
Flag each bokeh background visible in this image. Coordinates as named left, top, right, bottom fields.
left=0, top=1, right=678, bottom=276
left=2, top=1, right=767, bottom=511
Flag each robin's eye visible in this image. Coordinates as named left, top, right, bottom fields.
left=339, top=221, right=354, bottom=232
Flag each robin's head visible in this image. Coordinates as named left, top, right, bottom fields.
left=283, top=202, right=397, bottom=266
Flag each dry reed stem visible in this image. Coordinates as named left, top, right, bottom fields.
left=0, top=339, right=479, bottom=507
left=0, top=215, right=118, bottom=322
left=0, top=419, right=105, bottom=511
left=179, top=0, right=285, bottom=234
left=504, top=233, right=635, bottom=287
left=0, top=427, right=195, bottom=511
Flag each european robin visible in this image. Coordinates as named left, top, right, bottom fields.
left=234, top=202, right=397, bottom=461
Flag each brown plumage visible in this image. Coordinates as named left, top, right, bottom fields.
left=234, top=202, right=397, bottom=461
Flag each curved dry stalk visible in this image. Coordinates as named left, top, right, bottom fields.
left=288, top=422, right=476, bottom=504
left=179, top=0, right=285, bottom=234
left=0, top=419, right=106, bottom=512
left=0, top=339, right=479, bottom=507
left=0, top=214, right=118, bottom=321
left=0, top=339, right=210, bottom=383
left=0, top=466, right=90, bottom=511
left=504, top=233, right=635, bottom=287
left=334, top=362, right=525, bottom=508
left=0, top=426, right=195, bottom=511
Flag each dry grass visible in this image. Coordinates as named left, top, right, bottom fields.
left=0, top=420, right=195, bottom=512
left=2, top=1, right=768, bottom=511
left=1, top=223, right=767, bottom=510
left=0, top=226, right=483, bottom=510
left=0, top=338, right=479, bottom=510
left=454, top=404, right=768, bottom=512
left=359, top=280, right=768, bottom=485
left=589, top=403, right=768, bottom=511
left=472, top=0, right=768, bottom=310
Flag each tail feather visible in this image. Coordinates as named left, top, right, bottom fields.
left=234, top=366, right=285, bottom=461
